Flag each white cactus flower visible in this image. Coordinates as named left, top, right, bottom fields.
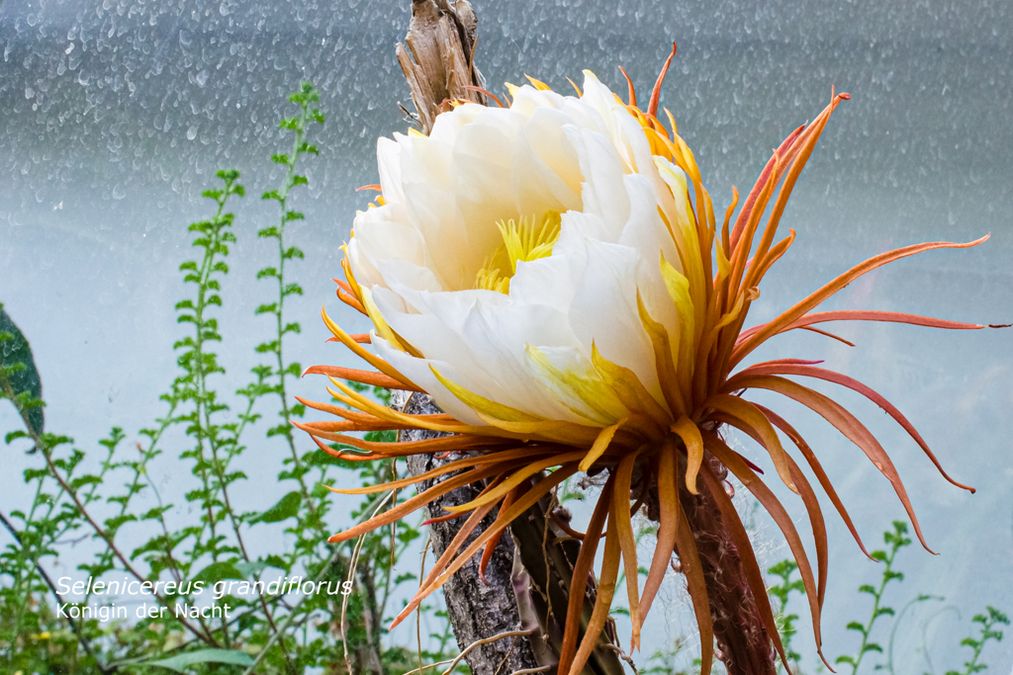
left=347, top=72, right=701, bottom=439
left=303, top=57, right=988, bottom=675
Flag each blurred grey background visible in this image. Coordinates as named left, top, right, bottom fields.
left=1, top=0, right=1011, bottom=670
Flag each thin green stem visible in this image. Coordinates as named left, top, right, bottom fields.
left=844, top=522, right=910, bottom=675
left=188, top=187, right=232, bottom=559
left=272, top=99, right=312, bottom=506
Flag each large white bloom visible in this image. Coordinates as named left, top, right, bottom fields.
left=346, top=72, right=703, bottom=435
left=314, top=68, right=982, bottom=673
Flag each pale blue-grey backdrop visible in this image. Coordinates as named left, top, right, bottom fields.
left=1, top=0, right=1011, bottom=670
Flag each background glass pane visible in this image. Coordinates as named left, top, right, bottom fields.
left=1, top=0, right=1010, bottom=668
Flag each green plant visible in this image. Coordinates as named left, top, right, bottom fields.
left=759, top=527, right=1008, bottom=675
left=768, top=559, right=804, bottom=669
left=0, top=82, right=459, bottom=674
left=945, top=606, right=1009, bottom=675
left=256, top=81, right=321, bottom=539
left=837, top=521, right=911, bottom=673
left=1, top=306, right=122, bottom=671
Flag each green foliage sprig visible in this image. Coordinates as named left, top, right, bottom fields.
left=0, top=82, right=459, bottom=674
left=255, top=81, right=327, bottom=575
left=946, top=606, right=1009, bottom=675
left=837, top=521, right=911, bottom=673
left=768, top=559, right=804, bottom=669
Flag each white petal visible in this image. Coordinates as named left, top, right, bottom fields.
left=376, top=136, right=405, bottom=205
left=345, top=71, right=690, bottom=438
left=564, top=125, right=631, bottom=237
left=371, top=335, right=485, bottom=426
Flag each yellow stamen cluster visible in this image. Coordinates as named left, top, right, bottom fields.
left=475, top=211, right=562, bottom=293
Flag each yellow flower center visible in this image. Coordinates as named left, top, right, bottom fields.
left=475, top=211, right=562, bottom=293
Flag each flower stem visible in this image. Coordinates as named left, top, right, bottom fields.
left=681, top=479, right=778, bottom=674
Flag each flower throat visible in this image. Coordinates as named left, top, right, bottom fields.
left=475, top=211, right=561, bottom=293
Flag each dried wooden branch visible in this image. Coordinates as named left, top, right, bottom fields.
left=396, top=390, right=541, bottom=673
left=396, top=0, right=486, bottom=132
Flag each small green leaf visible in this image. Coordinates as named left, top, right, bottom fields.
left=131, top=648, right=254, bottom=672
left=0, top=306, right=44, bottom=439
left=254, top=490, right=302, bottom=523
left=263, top=554, right=288, bottom=571
left=195, top=561, right=243, bottom=584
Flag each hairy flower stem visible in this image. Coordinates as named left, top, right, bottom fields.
left=680, top=470, right=777, bottom=674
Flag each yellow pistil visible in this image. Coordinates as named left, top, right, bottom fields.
left=475, top=211, right=562, bottom=293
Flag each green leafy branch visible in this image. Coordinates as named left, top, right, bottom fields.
left=767, top=559, right=804, bottom=669
left=945, top=606, right=1009, bottom=675
left=255, top=81, right=327, bottom=566
left=837, top=520, right=911, bottom=673
left=176, top=169, right=246, bottom=572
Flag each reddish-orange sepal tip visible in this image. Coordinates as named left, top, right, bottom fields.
left=647, top=40, right=677, bottom=117
left=462, top=84, right=506, bottom=108
left=618, top=65, right=637, bottom=106
left=421, top=511, right=467, bottom=526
